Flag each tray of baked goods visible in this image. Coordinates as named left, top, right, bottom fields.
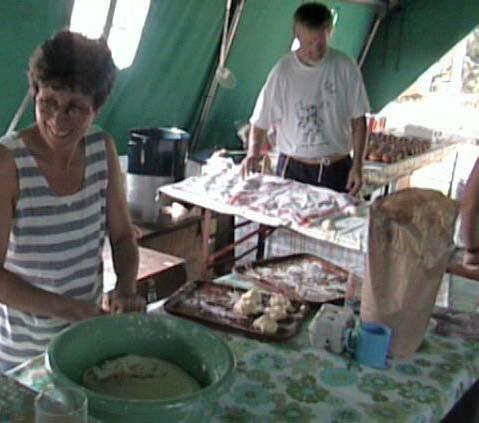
left=365, top=132, right=431, bottom=164
left=164, top=280, right=309, bottom=342
left=233, top=254, right=351, bottom=304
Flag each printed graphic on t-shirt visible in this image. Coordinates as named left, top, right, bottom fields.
left=324, top=80, right=336, bottom=96
left=295, top=100, right=328, bottom=147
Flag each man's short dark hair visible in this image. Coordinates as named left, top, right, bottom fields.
left=28, top=31, right=116, bottom=110
left=293, top=2, right=333, bottom=29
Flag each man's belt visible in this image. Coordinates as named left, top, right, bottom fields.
left=284, top=153, right=350, bottom=166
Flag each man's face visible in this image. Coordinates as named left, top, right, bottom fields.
left=295, top=23, right=332, bottom=66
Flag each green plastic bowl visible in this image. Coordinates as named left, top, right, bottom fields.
left=46, top=314, right=235, bottom=422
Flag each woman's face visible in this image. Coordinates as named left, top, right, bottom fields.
left=35, top=85, right=96, bottom=149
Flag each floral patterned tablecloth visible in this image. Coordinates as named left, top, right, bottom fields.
left=5, top=305, right=479, bottom=423
left=0, top=373, right=34, bottom=422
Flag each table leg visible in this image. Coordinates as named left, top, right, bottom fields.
left=447, top=151, right=459, bottom=198
left=256, top=224, right=267, bottom=260
left=201, top=209, right=213, bottom=280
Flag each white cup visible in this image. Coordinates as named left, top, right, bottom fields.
left=35, top=387, right=88, bottom=423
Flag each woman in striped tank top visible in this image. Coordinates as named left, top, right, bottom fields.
left=0, top=31, right=145, bottom=372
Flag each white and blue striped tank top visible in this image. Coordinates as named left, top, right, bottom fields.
left=0, top=128, right=108, bottom=372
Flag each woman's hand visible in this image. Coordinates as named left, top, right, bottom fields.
left=68, top=299, right=105, bottom=321
left=463, top=250, right=479, bottom=270
left=102, top=290, right=146, bottom=314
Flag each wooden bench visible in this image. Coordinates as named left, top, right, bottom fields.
left=103, top=243, right=187, bottom=303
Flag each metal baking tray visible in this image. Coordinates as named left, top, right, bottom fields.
left=164, top=280, right=309, bottom=342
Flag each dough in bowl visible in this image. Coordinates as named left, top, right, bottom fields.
left=83, top=354, right=201, bottom=400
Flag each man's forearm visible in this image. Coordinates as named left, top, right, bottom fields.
left=111, top=236, right=139, bottom=295
left=248, top=126, right=267, bottom=157
left=351, top=116, right=367, bottom=167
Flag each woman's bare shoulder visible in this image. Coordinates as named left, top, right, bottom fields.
left=0, top=144, right=18, bottom=207
left=0, top=144, right=16, bottom=175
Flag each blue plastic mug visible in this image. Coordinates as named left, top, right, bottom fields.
left=345, top=322, right=392, bottom=369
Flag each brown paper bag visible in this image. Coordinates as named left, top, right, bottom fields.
left=360, top=188, right=459, bottom=358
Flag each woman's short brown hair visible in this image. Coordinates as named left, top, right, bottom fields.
left=28, top=30, right=116, bottom=110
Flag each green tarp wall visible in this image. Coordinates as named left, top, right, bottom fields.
left=362, top=0, right=479, bottom=112
left=0, top=1, right=69, bottom=134
left=1, top=1, right=478, bottom=157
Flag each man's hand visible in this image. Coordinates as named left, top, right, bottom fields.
left=241, top=126, right=268, bottom=178
left=346, top=165, right=362, bottom=196
left=102, top=290, right=146, bottom=314
left=240, top=155, right=263, bottom=178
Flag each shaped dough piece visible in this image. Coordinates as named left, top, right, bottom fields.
left=269, top=293, right=291, bottom=309
left=233, top=298, right=263, bottom=316
left=344, top=205, right=360, bottom=216
left=242, top=288, right=262, bottom=304
left=264, top=305, right=288, bottom=321
left=252, top=315, right=278, bottom=335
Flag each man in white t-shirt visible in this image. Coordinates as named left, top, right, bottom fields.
left=241, top=2, right=370, bottom=195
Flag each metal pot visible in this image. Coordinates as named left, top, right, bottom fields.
left=126, top=127, right=190, bottom=224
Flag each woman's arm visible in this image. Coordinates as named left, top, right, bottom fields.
left=461, top=158, right=479, bottom=267
left=103, top=136, right=144, bottom=312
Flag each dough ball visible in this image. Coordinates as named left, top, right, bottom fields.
left=242, top=288, right=262, bottom=304
left=264, top=305, right=288, bottom=321
left=344, top=205, right=359, bottom=216
left=252, top=315, right=278, bottom=334
left=269, top=293, right=291, bottom=309
left=233, top=298, right=263, bottom=316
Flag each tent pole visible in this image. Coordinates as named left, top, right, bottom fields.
left=359, top=13, right=383, bottom=68
left=220, top=0, right=232, bottom=66
left=358, top=1, right=388, bottom=68
left=5, top=91, right=31, bottom=135
left=190, top=0, right=245, bottom=153
left=225, top=0, right=245, bottom=58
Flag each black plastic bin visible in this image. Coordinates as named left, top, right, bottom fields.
left=127, top=127, right=190, bottom=181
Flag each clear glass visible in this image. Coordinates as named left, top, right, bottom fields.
left=35, top=387, right=88, bottom=423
